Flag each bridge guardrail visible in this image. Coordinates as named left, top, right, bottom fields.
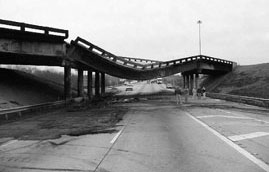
left=73, top=37, right=145, bottom=69
left=0, top=19, right=68, bottom=39
left=0, top=99, right=72, bottom=120
left=143, top=55, right=234, bottom=69
left=206, top=92, right=269, bottom=108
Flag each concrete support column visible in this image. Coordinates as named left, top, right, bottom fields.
left=87, top=70, right=93, bottom=99
left=77, top=69, right=84, bottom=97
left=64, top=66, right=72, bottom=100
left=95, top=71, right=100, bottom=97
left=186, top=75, right=190, bottom=90
left=101, top=73, right=105, bottom=96
left=190, top=74, right=194, bottom=95
left=195, top=73, right=199, bottom=89
left=183, top=74, right=186, bottom=88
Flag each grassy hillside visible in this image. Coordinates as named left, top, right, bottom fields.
left=0, top=68, right=64, bottom=107
left=204, top=63, right=269, bottom=99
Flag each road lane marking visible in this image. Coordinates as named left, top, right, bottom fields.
left=1, top=140, right=18, bottom=147
left=229, top=132, right=269, bottom=141
left=218, top=109, right=269, bottom=124
left=110, top=129, right=123, bottom=144
left=197, top=115, right=251, bottom=119
left=186, top=112, right=269, bottom=172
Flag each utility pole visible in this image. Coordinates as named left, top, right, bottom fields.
left=197, top=20, right=202, bottom=55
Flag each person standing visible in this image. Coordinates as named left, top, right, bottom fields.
left=183, top=88, right=189, bottom=103
left=197, top=87, right=202, bottom=100
left=202, top=87, right=206, bottom=98
left=192, top=88, right=197, bottom=99
left=175, top=87, right=182, bottom=104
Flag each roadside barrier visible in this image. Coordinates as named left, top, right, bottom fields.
left=0, top=99, right=73, bottom=120
left=206, top=93, right=269, bottom=108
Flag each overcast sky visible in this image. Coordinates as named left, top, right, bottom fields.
left=1, top=0, right=269, bottom=65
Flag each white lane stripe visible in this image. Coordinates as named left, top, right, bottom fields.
left=197, top=115, right=251, bottom=119
left=1, top=140, right=18, bottom=147
left=110, top=129, right=123, bottom=144
left=229, top=132, right=269, bottom=141
left=186, top=112, right=269, bottom=172
left=218, top=109, right=269, bottom=124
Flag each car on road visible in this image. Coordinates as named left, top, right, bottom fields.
left=166, top=83, right=173, bottom=89
left=125, top=87, right=133, bottom=91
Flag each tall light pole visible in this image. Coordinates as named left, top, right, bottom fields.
left=197, top=20, right=202, bottom=55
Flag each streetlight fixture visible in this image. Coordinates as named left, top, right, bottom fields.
left=197, top=20, right=202, bottom=55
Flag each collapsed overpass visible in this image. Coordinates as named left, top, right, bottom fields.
left=0, top=19, right=236, bottom=99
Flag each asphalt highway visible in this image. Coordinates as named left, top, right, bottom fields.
left=0, top=82, right=268, bottom=172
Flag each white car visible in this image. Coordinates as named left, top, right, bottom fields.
left=166, top=84, right=173, bottom=89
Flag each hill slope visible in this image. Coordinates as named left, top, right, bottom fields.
left=203, top=63, right=269, bottom=99
left=0, top=68, right=64, bottom=108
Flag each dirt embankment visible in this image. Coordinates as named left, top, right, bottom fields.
left=0, top=102, right=127, bottom=140
left=203, top=63, right=269, bottom=99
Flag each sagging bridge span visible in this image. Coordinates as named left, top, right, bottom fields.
left=0, top=19, right=235, bottom=99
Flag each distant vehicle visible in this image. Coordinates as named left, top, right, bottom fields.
left=166, top=84, right=173, bottom=89
left=125, top=87, right=133, bottom=91
left=130, top=80, right=137, bottom=84
left=157, top=78, right=163, bottom=84
left=150, top=79, right=157, bottom=84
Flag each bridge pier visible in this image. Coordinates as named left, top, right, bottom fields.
left=183, top=74, right=186, bottom=88
left=87, top=70, right=93, bottom=99
left=190, top=74, right=194, bottom=95
left=186, top=75, right=190, bottom=90
left=95, top=71, right=100, bottom=97
left=64, top=66, right=72, bottom=100
left=195, top=73, right=199, bottom=89
left=101, top=73, right=105, bottom=96
left=77, top=69, right=84, bottom=97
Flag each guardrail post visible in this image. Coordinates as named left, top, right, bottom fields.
left=5, top=114, right=8, bottom=120
left=101, top=73, right=105, bottom=96
left=88, top=70, right=93, bottom=99
left=95, top=71, right=100, bottom=97
left=77, top=69, right=84, bottom=97
left=64, top=66, right=72, bottom=100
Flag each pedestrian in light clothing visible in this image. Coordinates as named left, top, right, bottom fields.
left=192, top=88, right=197, bottom=99
left=175, top=87, right=182, bottom=104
